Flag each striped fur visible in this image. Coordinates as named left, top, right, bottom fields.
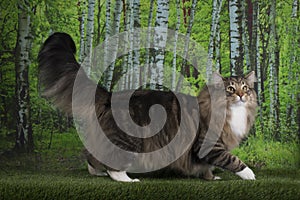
left=38, top=33, right=257, bottom=181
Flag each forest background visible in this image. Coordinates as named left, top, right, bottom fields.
left=0, top=0, right=299, bottom=174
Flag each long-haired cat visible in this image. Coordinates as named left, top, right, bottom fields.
left=38, top=33, right=257, bottom=182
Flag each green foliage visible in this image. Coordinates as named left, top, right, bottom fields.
left=233, top=135, right=300, bottom=169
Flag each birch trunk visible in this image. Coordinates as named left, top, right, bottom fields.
left=207, top=0, right=223, bottom=81
left=176, top=0, right=197, bottom=91
left=242, top=0, right=250, bottom=70
left=15, top=0, right=34, bottom=152
left=286, top=0, right=299, bottom=130
left=85, top=0, right=96, bottom=77
left=122, top=0, right=133, bottom=90
left=78, top=0, right=86, bottom=63
left=253, top=1, right=264, bottom=134
left=215, top=13, right=221, bottom=73
left=269, top=0, right=280, bottom=140
left=150, top=0, right=170, bottom=90
left=229, top=0, right=244, bottom=76
left=171, top=0, right=181, bottom=90
left=96, top=0, right=102, bottom=45
left=103, top=0, right=112, bottom=89
left=132, top=0, right=141, bottom=89
left=127, top=0, right=134, bottom=89
left=143, top=0, right=155, bottom=87
left=106, top=0, right=122, bottom=90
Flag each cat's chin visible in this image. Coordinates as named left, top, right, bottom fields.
left=232, top=100, right=246, bottom=106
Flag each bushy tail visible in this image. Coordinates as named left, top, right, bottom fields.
left=38, top=32, right=109, bottom=116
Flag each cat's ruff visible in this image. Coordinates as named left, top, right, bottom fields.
left=229, top=101, right=248, bottom=138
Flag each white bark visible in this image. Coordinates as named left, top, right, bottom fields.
left=286, top=0, right=299, bottom=127
left=105, top=0, right=123, bottom=90
left=215, top=20, right=221, bottom=72
left=132, top=0, right=141, bottom=89
left=85, top=0, right=96, bottom=77
left=242, top=0, right=250, bottom=70
left=127, top=0, right=134, bottom=89
left=207, top=0, right=223, bottom=82
left=15, top=0, right=33, bottom=151
left=78, top=0, right=86, bottom=63
left=269, top=0, right=280, bottom=138
left=122, top=0, right=133, bottom=90
left=229, top=0, right=243, bottom=76
left=171, top=0, right=181, bottom=90
left=104, top=0, right=112, bottom=89
left=150, top=0, right=170, bottom=90
left=292, top=0, right=298, bottom=18
left=143, top=0, right=155, bottom=87
left=176, top=0, right=197, bottom=91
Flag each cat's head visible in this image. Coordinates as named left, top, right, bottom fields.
left=212, top=71, right=257, bottom=106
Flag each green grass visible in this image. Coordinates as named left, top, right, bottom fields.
left=0, top=169, right=300, bottom=200
left=0, top=131, right=299, bottom=200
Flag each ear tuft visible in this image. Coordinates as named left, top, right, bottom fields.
left=212, top=72, right=224, bottom=88
left=244, top=71, right=256, bottom=87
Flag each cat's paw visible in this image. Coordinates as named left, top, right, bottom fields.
left=213, top=176, right=222, bottom=180
left=235, top=167, right=256, bottom=180
left=107, top=170, right=140, bottom=182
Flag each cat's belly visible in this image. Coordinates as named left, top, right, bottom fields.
left=229, top=104, right=247, bottom=138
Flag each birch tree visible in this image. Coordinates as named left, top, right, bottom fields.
left=143, top=0, right=154, bottom=87
left=229, top=0, right=244, bottom=76
left=78, top=0, right=86, bottom=63
left=171, top=0, right=181, bottom=90
left=242, top=0, right=250, bottom=70
left=85, top=0, right=96, bottom=77
left=104, top=0, right=122, bottom=90
left=252, top=0, right=264, bottom=133
left=132, top=0, right=141, bottom=89
left=150, top=0, right=170, bottom=90
left=103, top=0, right=112, bottom=89
left=126, top=0, right=134, bottom=89
left=176, top=0, right=197, bottom=91
left=287, top=0, right=299, bottom=134
left=207, top=0, right=223, bottom=81
left=268, top=0, right=280, bottom=140
left=15, top=0, right=34, bottom=152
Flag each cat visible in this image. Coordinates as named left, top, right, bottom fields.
left=38, top=32, right=257, bottom=182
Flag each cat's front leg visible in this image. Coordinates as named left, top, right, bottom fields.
left=202, top=146, right=255, bottom=180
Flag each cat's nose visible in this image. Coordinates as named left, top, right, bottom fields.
left=237, top=92, right=244, bottom=98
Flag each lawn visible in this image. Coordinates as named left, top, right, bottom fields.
left=0, top=131, right=299, bottom=200
left=0, top=168, right=300, bottom=200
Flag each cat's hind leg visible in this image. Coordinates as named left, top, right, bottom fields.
left=203, top=166, right=221, bottom=181
left=88, top=163, right=108, bottom=176
left=107, top=170, right=140, bottom=182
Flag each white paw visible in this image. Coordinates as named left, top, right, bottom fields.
left=107, top=170, right=140, bottom=182
left=214, top=176, right=222, bottom=180
left=235, top=167, right=256, bottom=180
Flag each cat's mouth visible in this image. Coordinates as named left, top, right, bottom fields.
left=234, top=96, right=246, bottom=104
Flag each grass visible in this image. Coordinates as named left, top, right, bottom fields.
left=0, top=169, right=300, bottom=200
left=0, top=130, right=299, bottom=200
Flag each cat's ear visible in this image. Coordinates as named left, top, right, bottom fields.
left=212, top=72, right=224, bottom=88
left=244, top=71, right=256, bottom=88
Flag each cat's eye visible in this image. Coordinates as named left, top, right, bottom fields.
left=242, top=86, right=248, bottom=91
left=227, top=86, right=235, bottom=93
